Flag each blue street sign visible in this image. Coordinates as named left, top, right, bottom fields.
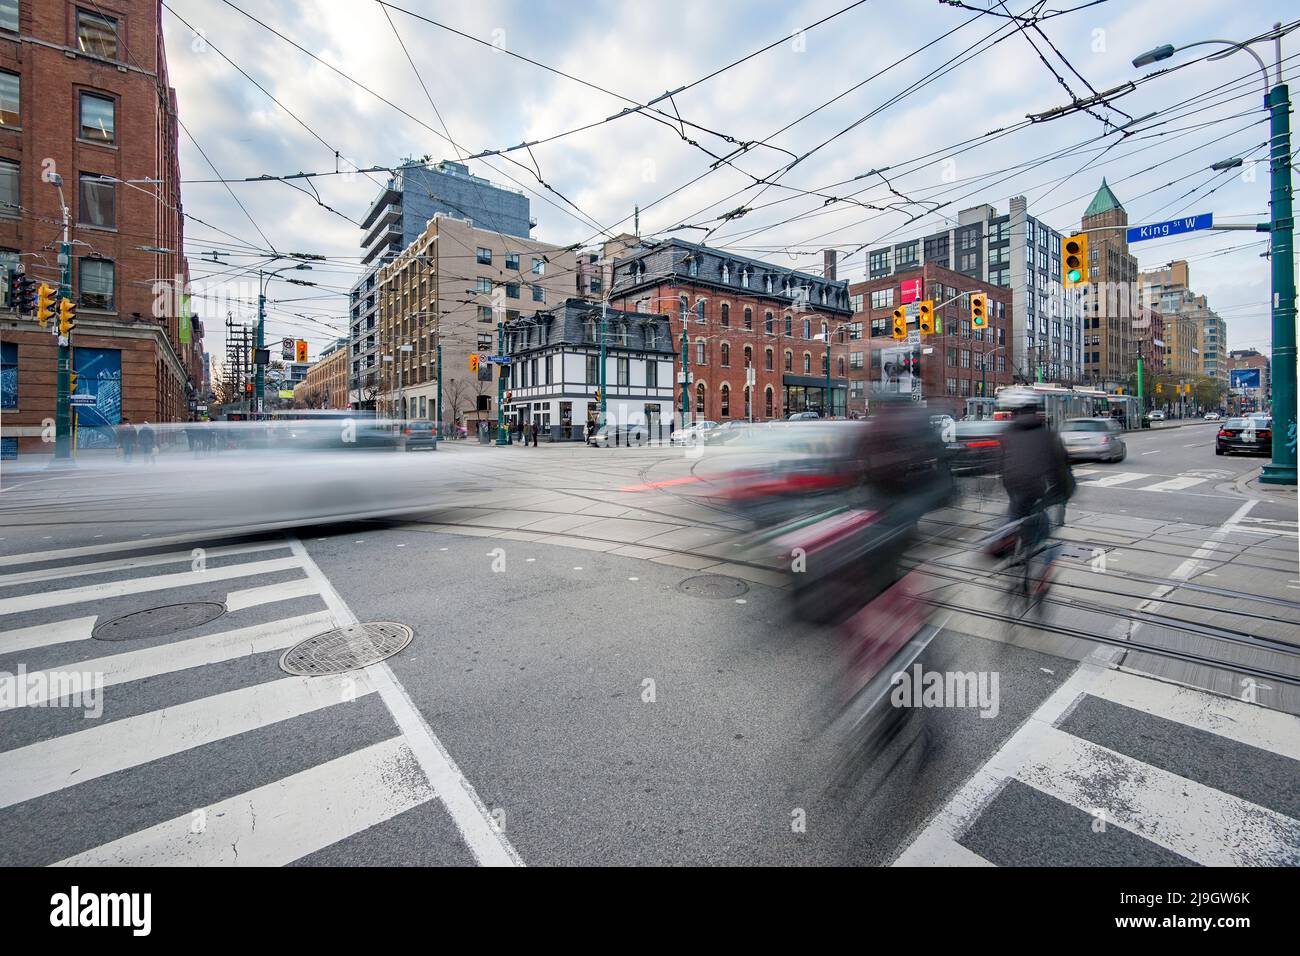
left=69, top=394, right=97, bottom=406
left=1127, top=213, right=1212, bottom=244
left=487, top=355, right=512, bottom=364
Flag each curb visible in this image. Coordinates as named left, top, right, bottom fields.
left=1232, top=465, right=1298, bottom=501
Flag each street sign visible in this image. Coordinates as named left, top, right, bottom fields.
left=487, top=355, right=512, bottom=364
left=906, top=330, right=921, bottom=346
left=69, top=394, right=96, bottom=406
left=1127, top=213, right=1212, bottom=244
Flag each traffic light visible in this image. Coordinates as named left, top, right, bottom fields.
left=594, top=388, right=601, bottom=403
left=1155, top=383, right=1162, bottom=394
left=917, top=300, right=935, bottom=336
left=36, top=283, right=56, bottom=328
left=970, top=293, right=987, bottom=329
left=469, top=353, right=480, bottom=373
left=892, top=306, right=907, bottom=340
left=11, top=274, right=36, bottom=314
left=1063, top=233, right=1089, bottom=288
left=7, top=271, right=21, bottom=310
left=505, top=391, right=512, bottom=404
left=57, top=297, right=76, bottom=337
left=295, top=340, right=308, bottom=363
left=69, top=371, right=78, bottom=394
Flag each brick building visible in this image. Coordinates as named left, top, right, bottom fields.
left=294, top=336, right=349, bottom=410
left=1080, top=179, right=1139, bottom=390
left=1226, top=348, right=1271, bottom=414
left=0, top=1, right=200, bottom=456
left=607, top=239, right=852, bottom=423
left=848, top=263, right=1013, bottom=419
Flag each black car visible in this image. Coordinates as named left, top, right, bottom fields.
left=1216, top=417, right=1272, bottom=456
left=945, top=420, right=1006, bottom=475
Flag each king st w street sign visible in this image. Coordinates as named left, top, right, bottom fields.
left=1127, top=213, right=1212, bottom=244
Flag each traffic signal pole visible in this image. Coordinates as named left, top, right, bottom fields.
left=1261, top=80, right=1297, bottom=485
left=55, top=199, right=72, bottom=461
left=496, top=320, right=507, bottom=445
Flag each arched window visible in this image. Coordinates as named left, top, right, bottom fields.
left=821, top=321, right=829, bottom=341
left=785, top=314, right=793, bottom=336
left=743, top=307, right=753, bottom=330
left=803, top=318, right=812, bottom=339
left=837, top=357, right=845, bottom=377
left=741, top=268, right=751, bottom=289
left=744, top=386, right=752, bottom=418
left=695, top=382, right=706, bottom=414
left=696, top=339, right=707, bottom=365
left=764, top=386, right=774, bottom=418
left=765, top=311, right=774, bottom=334
left=721, top=263, right=731, bottom=284
left=720, top=303, right=730, bottom=327
left=743, top=346, right=752, bottom=368
left=645, top=324, right=659, bottom=349
left=720, top=383, right=730, bottom=417
left=721, top=342, right=731, bottom=367
left=618, top=321, right=630, bottom=346
left=784, top=349, right=793, bottom=371
left=679, top=294, right=689, bottom=319
left=803, top=352, right=812, bottom=374
left=584, top=318, right=596, bottom=341
left=697, top=299, right=706, bottom=323
left=765, top=348, right=774, bottom=371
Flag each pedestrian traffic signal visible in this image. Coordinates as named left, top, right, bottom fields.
left=917, top=300, right=935, bottom=335
left=1063, top=233, right=1088, bottom=288
left=36, top=283, right=56, bottom=327
left=469, top=354, right=480, bottom=373
left=892, top=306, right=907, bottom=340
left=970, top=293, right=987, bottom=329
left=69, top=371, right=78, bottom=394
left=57, top=297, right=76, bottom=336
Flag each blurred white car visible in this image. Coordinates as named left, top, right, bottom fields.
left=1203, top=411, right=1221, bottom=421
left=1149, top=410, right=1165, bottom=422
left=670, top=420, right=718, bottom=445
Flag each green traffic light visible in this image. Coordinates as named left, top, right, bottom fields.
left=1067, top=269, right=1082, bottom=283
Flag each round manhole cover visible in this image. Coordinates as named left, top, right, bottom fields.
left=92, top=602, right=227, bottom=641
left=280, top=622, right=413, bottom=676
left=676, top=574, right=750, bottom=599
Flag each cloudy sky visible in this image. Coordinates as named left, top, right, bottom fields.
left=160, top=0, right=1298, bottom=366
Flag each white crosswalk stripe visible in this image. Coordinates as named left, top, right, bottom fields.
left=0, top=536, right=520, bottom=867
left=893, top=659, right=1300, bottom=866
left=1071, top=470, right=1231, bottom=494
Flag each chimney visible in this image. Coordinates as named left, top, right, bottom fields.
left=823, top=249, right=838, bottom=280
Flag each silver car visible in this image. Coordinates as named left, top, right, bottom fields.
left=1060, top=417, right=1126, bottom=463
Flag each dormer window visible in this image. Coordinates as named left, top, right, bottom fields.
left=764, top=275, right=773, bottom=294
left=721, top=263, right=731, bottom=284
left=688, top=256, right=699, bottom=277
left=741, top=268, right=750, bottom=289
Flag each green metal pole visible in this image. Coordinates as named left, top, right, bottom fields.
left=436, top=342, right=443, bottom=440
left=599, top=301, right=608, bottom=430
left=495, top=320, right=507, bottom=445
left=1261, top=81, right=1296, bottom=484
left=54, top=215, right=71, bottom=461
left=824, top=346, right=831, bottom=416
left=1137, top=352, right=1144, bottom=415
left=680, top=323, right=690, bottom=429
left=255, top=273, right=266, bottom=418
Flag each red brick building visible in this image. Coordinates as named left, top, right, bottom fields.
left=608, top=240, right=852, bottom=423
left=848, top=263, right=1013, bottom=419
left=0, top=1, right=201, bottom=456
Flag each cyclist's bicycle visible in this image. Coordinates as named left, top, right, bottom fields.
left=982, top=504, right=1063, bottom=617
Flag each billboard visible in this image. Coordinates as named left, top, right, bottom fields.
left=73, top=347, right=122, bottom=448
left=1230, top=368, right=1262, bottom=390
left=900, top=278, right=922, bottom=305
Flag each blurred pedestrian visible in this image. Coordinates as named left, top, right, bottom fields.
left=138, top=421, right=156, bottom=464
left=117, top=420, right=137, bottom=463
left=531, top=420, right=539, bottom=446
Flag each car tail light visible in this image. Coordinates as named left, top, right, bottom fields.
left=403, top=427, right=412, bottom=435
left=964, top=440, right=1000, bottom=448
left=1259, top=430, right=1271, bottom=439
left=1218, top=430, right=1230, bottom=438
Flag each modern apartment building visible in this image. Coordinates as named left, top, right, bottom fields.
left=373, top=214, right=575, bottom=429
left=607, top=239, right=852, bottom=423
left=1, top=0, right=202, bottom=455
left=861, top=195, right=1082, bottom=385
left=1139, top=260, right=1227, bottom=383
left=350, top=159, right=533, bottom=407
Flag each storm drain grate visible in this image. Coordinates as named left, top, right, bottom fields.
left=676, top=574, right=750, bottom=599
left=92, top=602, right=227, bottom=641
left=280, top=622, right=413, bottom=676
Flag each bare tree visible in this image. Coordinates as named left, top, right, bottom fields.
left=443, top=376, right=471, bottom=430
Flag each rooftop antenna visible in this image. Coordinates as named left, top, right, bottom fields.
left=634, top=205, right=640, bottom=237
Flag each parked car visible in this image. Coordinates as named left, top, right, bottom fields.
left=590, top=423, right=650, bottom=447
left=1060, top=417, right=1127, bottom=463
left=944, top=420, right=1006, bottom=475
left=787, top=410, right=821, bottom=421
left=1216, top=417, right=1272, bottom=456
left=669, top=420, right=719, bottom=445
left=1203, top=411, right=1221, bottom=421
left=703, top=420, right=751, bottom=445
left=1148, top=410, right=1166, bottom=422
left=397, top=420, right=437, bottom=451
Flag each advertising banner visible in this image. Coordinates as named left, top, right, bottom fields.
left=73, top=347, right=122, bottom=449
left=1230, top=368, right=1262, bottom=390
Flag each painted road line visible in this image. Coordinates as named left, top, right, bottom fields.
left=225, top=577, right=322, bottom=611
left=1082, top=472, right=1147, bottom=488
left=288, top=536, right=523, bottom=867
left=1143, top=476, right=1207, bottom=493
left=1141, top=450, right=1162, bottom=455
left=0, top=610, right=334, bottom=711
left=0, top=673, right=375, bottom=810
left=1168, top=499, right=1256, bottom=582
left=0, top=556, right=302, bottom=616
left=0, top=541, right=288, bottom=588
left=0, top=530, right=243, bottom=568
left=54, top=736, right=433, bottom=866
left=0, top=616, right=97, bottom=656
left=1071, top=469, right=1101, bottom=477
left=1089, top=669, right=1300, bottom=761
left=1015, top=726, right=1300, bottom=866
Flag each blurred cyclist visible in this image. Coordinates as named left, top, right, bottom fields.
left=999, top=391, right=1075, bottom=548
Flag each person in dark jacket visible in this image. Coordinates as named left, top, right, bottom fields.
left=118, top=420, right=137, bottom=463
left=137, top=421, right=157, bottom=464
left=999, top=393, right=1075, bottom=539
left=530, top=421, right=539, bottom=446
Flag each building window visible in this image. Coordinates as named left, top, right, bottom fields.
left=78, top=258, right=115, bottom=311
left=617, top=357, right=629, bottom=386
left=695, top=382, right=705, bottom=414
left=78, top=173, right=115, bottom=228
left=476, top=247, right=492, bottom=265
left=696, top=340, right=707, bottom=365
left=850, top=293, right=864, bottom=313
left=765, top=348, right=773, bottom=371
left=0, top=1, right=16, bottom=33
left=946, top=377, right=958, bottom=396
left=743, top=346, right=752, bottom=368
left=531, top=285, right=544, bottom=303
left=720, top=383, right=730, bottom=417
left=79, top=92, right=116, bottom=144
left=720, top=303, right=730, bottom=327
left=505, top=283, right=520, bottom=299
left=77, top=10, right=119, bottom=59
left=720, top=343, right=730, bottom=367
left=505, top=253, right=520, bottom=271
left=803, top=353, right=811, bottom=374
left=743, top=307, right=753, bottom=331
left=585, top=354, right=598, bottom=384
left=765, top=311, right=774, bottom=334
left=0, top=158, right=16, bottom=216
left=740, top=269, right=750, bottom=289
left=850, top=351, right=864, bottom=369
left=870, top=288, right=894, bottom=310
left=646, top=360, right=657, bottom=389
left=0, top=71, right=17, bottom=127
left=802, top=319, right=811, bottom=339
left=784, top=350, right=792, bottom=371
left=784, top=314, right=792, bottom=336
left=477, top=306, right=493, bottom=323
left=1, top=340, right=15, bottom=409
left=477, top=332, right=492, bottom=350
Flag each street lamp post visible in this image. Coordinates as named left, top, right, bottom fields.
left=257, top=263, right=312, bottom=416
left=978, top=345, right=1007, bottom=402
left=1133, top=25, right=1294, bottom=484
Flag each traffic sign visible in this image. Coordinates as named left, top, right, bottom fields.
left=1127, top=213, right=1212, bottom=244
left=487, top=355, right=512, bottom=364
left=69, top=394, right=96, bottom=406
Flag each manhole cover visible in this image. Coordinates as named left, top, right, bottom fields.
left=280, top=622, right=413, bottom=676
left=1057, top=543, right=1106, bottom=562
left=92, top=602, right=227, bottom=641
left=676, top=574, right=750, bottom=599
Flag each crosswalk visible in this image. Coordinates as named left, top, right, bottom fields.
left=0, top=534, right=519, bottom=867
left=893, top=655, right=1300, bottom=866
left=1071, top=468, right=1231, bottom=494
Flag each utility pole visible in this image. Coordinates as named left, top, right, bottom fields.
left=1261, top=58, right=1296, bottom=483
left=680, top=323, right=690, bottom=429
left=495, top=319, right=507, bottom=445
left=49, top=176, right=73, bottom=461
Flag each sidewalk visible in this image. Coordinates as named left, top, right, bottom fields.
left=1234, top=466, right=1299, bottom=501
left=1150, top=418, right=1213, bottom=430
